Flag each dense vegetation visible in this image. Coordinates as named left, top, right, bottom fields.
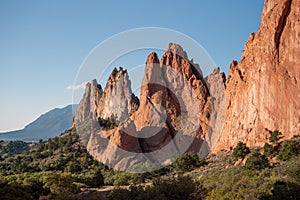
left=0, top=129, right=299, bottom=199
left=0, top=140, right=30, bottom=158
left=0, top=128, right=105, bottom=199
left=109, top=133, right=300, bottom=200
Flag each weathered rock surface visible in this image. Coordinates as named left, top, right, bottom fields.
left=130, top=43, right=212, bottom=153
left=73, top=68, right=139, bottom=145
left=213, top=0, right=300, bottom=151
left=203, top=68, right=226, bottom=154
left=84, top=43, right=220, bottom=170
left=97, top=68, right=139, bottom=121
left=73, top=68, right=139, bottom=124
left=72, top=79, right=103, bottom=126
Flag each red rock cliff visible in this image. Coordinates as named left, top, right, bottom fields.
left=213, top=0, right=300, bottom=151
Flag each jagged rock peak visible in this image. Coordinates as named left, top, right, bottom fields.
left=72, top=79, right=103, bottom=127
left=212, top=67, right=220, bottom=75
left=108, top=67, right=128, bottom=81
left=98, top=66, right=139, bottom=121
left=91, top=79, right=102, bottom=90
left=166, top=43, right=188, bottom=59
left=146, top=52, right=159, bottom=64
left=160, top=43, right=198, bottom=80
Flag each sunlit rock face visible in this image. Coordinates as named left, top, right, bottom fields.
left=213, top=0, right=300, bottom=151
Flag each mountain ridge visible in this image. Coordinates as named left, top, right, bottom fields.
left=0, top=104, right=77, bottom=142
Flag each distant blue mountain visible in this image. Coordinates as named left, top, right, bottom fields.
left=0, top=105, right=77, bottom=142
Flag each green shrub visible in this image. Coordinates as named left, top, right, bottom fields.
left=75, top=168, right=104, bottom=187
left=2, top=172, right=79, bottom=199
left=42, top=172, right=79, bottom=198
left=170, top=153, right=206, bottom=172
left=98, top=115, right=119, bottom=130
left=40, top=157, right=67, bottom=171
left=264, top=143, right=274, bottom=157
left=281, top=156, right=300, bottom=184
left=109, top=176, right=200, bottom=200
left=200, top=167, right=277, bottom=200
left=245, top=151, right=269, bottom=170
left=278, top=140, right=300, bottom=161
left=65, top=161, right=82, bottom=173
left=265, top=181, right=300, bottom=200
left=232, top=142, right=250, bottom=161
left=113, top=173, right=133, bottom=186
left=102, top=170, right=116, bottom=185
left=0, top=181, right=33, bottom=199
left=269, top=130, right=283, bottom=144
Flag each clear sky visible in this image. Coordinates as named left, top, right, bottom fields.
left=0, top=0, right=264, bottom=132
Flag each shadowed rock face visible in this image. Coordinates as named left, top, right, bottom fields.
left=213, top=0, right=300, bottom=151
left=79, top=43, right=225, bottom=171
left=72, top=79, right=103, bottom=127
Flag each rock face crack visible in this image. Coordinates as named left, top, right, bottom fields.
left=275, top=0, right=292, bottom=50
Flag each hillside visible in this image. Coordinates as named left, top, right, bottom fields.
left=0, top=129, right=300, bottom=199
left=0, top=105, right=77, bottom=142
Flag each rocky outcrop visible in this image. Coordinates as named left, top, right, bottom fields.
left=85, top=43, right=219, bottom=171
left=73, top=68, right=139, bottom=145
left=97, top=68, right=139, bottom=121
left=213, top=0, right=300, bottom=151
left=204, top=68, right=226, bottom=153
left=72, top=79, right=102, bottom=126
left=131, top=43, right=212, bottom=152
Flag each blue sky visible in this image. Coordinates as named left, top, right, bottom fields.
left=0, top=0, right=264, bottom=132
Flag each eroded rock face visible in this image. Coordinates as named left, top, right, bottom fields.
left=131, top=43, right=212, bottom=154
left=213, top=0, right=300, bottom=151
left=204, top=68, right=226, bottom=154
left=85, top=43, right=218, bottom=170
left=73, top=68, right=139, bottom=146
left=72, top=79, right=102, bottom=126
left=97, top=68, right=139, bottom=121
left=74, top=68, right=139, bottom=124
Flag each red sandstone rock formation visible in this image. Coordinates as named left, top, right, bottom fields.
left=213, top=0, right=300, bottom=151
left=84, top=43, right=220, bottom=170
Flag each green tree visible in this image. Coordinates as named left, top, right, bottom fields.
left=64, top=136, right=72, bottom=153
left=245, top=151, right=269, bottom=170
left=278, top=140, right=300, bottom=161
left=113, top=173, right=132, bottom=186
left=264, top=142, right=274, bottom=157
left=90, top=168, right=104, bottom=187
left=269, top=130, right=283, bottom=144
left=281, top=156, right=300, bottom=184
left=47, top=139, right=54, bottom=151
left=266, top=181, right=300, bottom=200
left=42, top=172, right=79, bottom=198
left=65, top=161, right=81, bottom=173
left=232, top=142, right=250, bottom=161
left=170, top=153, right=205, bottom=172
